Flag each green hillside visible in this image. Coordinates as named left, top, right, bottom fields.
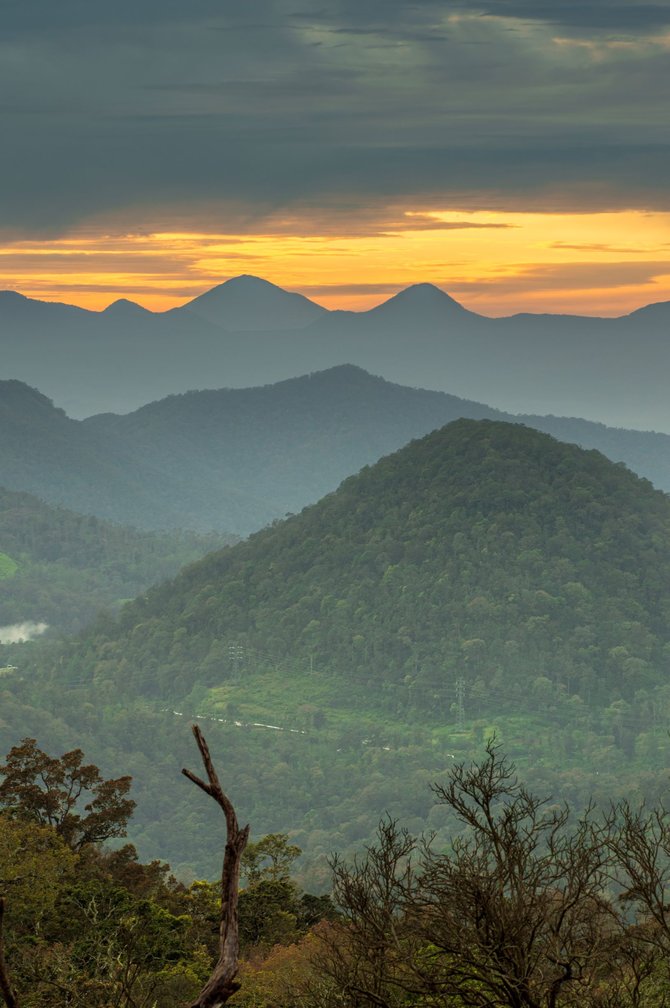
left=5, top=419, right=670, bottom=881
left=0, top=552, right=18, bottom=578
left=74, top=419, right=670, bottom=710
left=0, top=486, right=233, bottom=633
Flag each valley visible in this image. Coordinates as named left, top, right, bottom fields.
left=0, top=485, right=232, bottom=633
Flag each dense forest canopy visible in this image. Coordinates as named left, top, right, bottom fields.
left=0, top=486, right=231, bottom=633
left=68, top=419, right=670, bottom=710
left=4, top=419, right=670, bottom=880
left=0, top=735, right=335, bottom=1008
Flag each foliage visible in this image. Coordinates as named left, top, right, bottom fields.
left=0, top=735, right=336, bottom=1008
left=4, top=736, right=670, bottom=1008
left=0, top=814, right=76, bottom=927
left=0, top=556, right=17, bottom=581
left=5, top=420, right=670, bottom=877
left=0, top=485, right=231, bottom=633
left=65, top=420, right=670, bottom=715
left=316, top=746, right=670, bottom=1008
left=0, top=738, right=135, bottom=850
left=5, top=367, right=670, bottom=541
left=242, top=833, right=302, bottom=885
left=233, top=928, right=326, bottom=1008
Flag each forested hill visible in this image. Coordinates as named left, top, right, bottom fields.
left=0, top=379, right=203, bottom=531
left=80, top=365, right=670, bottom=516
left=0, top=486, right=231, bottom=633
left=82, top=365, right=503, bottom=533
left=68, top=419, right=670, bottom=711
left=5, top=368, right=670, bottom=537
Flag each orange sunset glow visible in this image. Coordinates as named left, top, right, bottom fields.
left=3, top=208, right=670, bottom=317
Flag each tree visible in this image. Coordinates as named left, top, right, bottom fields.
left=0, top=899, right=17, bottom=1008
left=320, top=743, right=619, bottom=1008
left=242, top=833, right=301, bottom=886
left=182, top=723, right=249, bottom=1007
left=603, top=799, right=670, bottom=1001
left=0, top=814, right=77, bottom=1008
left=416, top=745, right=617, bottom=1008
left=319, top=817, right=422, bottom=1008
left=0, top=738, right=135, bottom=850
left=239, top=879, right=299, bottom=950
left=235, top=927, right=327, bottom=1008
left=44, top=879, right=195, bottom=1008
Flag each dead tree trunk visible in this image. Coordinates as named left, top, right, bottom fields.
left=182, top=724, right=249, bottom=1008
left=0, top=898, right=18, bottom=1008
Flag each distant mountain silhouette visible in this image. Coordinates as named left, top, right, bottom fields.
left=0, top=289, right=88, bottom=322
left=0, top=378, right=200, bottom=532
left=365, top=282, right=477, bottom=325
left=624, top=300, right=670, bottom=324
left=0, top=276, right=669, bottom=429
left=178, top=274, right=326, bottom=330
left=102, top=298, right=152, bottom=318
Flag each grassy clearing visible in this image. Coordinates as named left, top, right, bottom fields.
left=0, top=553, right=18, bottom=579
left=205, top=666, right=400, bottom=734
left=198, top=667, right=567, bottom=764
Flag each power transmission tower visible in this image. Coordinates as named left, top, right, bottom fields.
left=228, top=644, right=244, bottom=681
left=455, top=678, right=466, bottom=730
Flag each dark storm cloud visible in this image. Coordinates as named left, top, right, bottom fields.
left=294, top=1, right=670, bottom=35
left=451, top=1, right=670, bottom=32
left=1, top=0, right=668, bottom=235
left=1, top=1, right=256, bottom=34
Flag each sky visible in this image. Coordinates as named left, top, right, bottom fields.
left=2, top=0, right=669, bottom=316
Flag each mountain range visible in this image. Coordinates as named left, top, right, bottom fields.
left=2, top=366, right=670, bottom=536
left=1, top=275, right=669, bottom=430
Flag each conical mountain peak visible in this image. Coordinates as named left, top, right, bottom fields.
left=74, top=417, right=670, bottom=720
left=181, top=274, right=326, bottom=331
left=102, top=298, right=150, bottom=317
left=217, top=274, right=278, bottom=290
left=367, top=282, right=478, bottom=321
left=398, top=282, right=462, bottom=303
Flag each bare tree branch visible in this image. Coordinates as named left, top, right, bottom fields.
left=182, top=724, right=249, bottom=1008
left=319, top=744, right=620, bottom=1008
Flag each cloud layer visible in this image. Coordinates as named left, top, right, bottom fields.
left=2, top=1, right=668, bottom=236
